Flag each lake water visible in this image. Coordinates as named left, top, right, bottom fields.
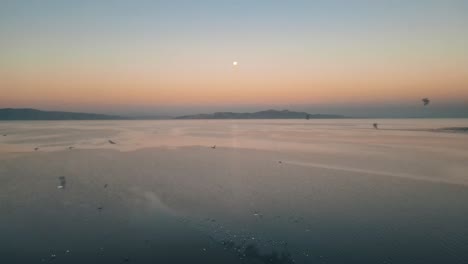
left=1, top=119, right=468, bottom=263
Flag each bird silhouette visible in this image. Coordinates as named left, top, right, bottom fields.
left=373, top=123, right=379, bottom=129
left=422, top=98, right=430, bottom=106
left=108, top=140, right=116, bottom=144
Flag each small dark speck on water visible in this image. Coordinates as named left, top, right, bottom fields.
left=97, top=206, right=103, bottom=211
left=108, top=140, right=116, bottom=144
left=34, top=147, right=39, bottom=151
left=57, top=176, right=66, bottom=189
left=104, top=184, right=108, bottom=188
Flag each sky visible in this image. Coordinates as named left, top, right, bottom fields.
left=1, top=0, right=468, bottom=117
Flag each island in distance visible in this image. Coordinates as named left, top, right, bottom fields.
left=175, top=109, right=346, bottom=119
left=1, top=108, right=347, bottom=120
left=0, top=108, right=125, bottom=120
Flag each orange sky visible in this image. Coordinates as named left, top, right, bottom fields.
left=1, top=1, right=468, bottom=114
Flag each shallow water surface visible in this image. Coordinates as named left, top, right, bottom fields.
left=1, top=119, right=468, bottom=263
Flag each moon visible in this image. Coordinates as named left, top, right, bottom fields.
left=232, top=61, right=238, bottom=66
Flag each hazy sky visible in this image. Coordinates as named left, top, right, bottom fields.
left=1, top=0, right=468, bottom=116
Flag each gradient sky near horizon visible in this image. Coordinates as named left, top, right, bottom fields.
left=1, top=0, right=468, bottom=116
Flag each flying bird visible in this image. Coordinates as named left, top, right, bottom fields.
left=422, top=98, right=430, bottom=106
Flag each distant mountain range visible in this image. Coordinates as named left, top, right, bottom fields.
left=0, top=108, right=125, bottom=120
left=175, top=109, right=346, bottom=119
left=0, top=108, right=346, bottom=120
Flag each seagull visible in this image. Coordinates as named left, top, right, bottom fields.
left=108, top=140, right=116, bottom=144
left=422, top=98, right=430, bottom=106
left=211, top=145, right=216, bottom=149
left=373, top=123, right=378, bottom=129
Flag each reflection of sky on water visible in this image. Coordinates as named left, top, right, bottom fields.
left=1, top=119, right=468, bottom=153
left=1, top=120, right=468, bottom=263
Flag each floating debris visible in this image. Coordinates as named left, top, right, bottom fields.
left=34, top=147, right=39, bottom=151
left=97, top=206, right=103, bottom=211
left=57, top=176, right=66, bottom=189
left=68, top=146, right=74, bottom=150
left=278, top=161, right=282, bottom=164
left=2, top=134, right=6, bottom=136
left=104, top=184, right=108, bottom=188
left=422, top=98, right=430, bottom=106
left=108, top=140, right=116, bottom=144
left=289, top=216, right=304, bottom=224
left=253, top=211, right=263, bottom=218
left=373, top=123, right=378, bottom=129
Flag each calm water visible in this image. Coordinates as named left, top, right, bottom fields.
left=1, top=119, right=468, bottom=263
